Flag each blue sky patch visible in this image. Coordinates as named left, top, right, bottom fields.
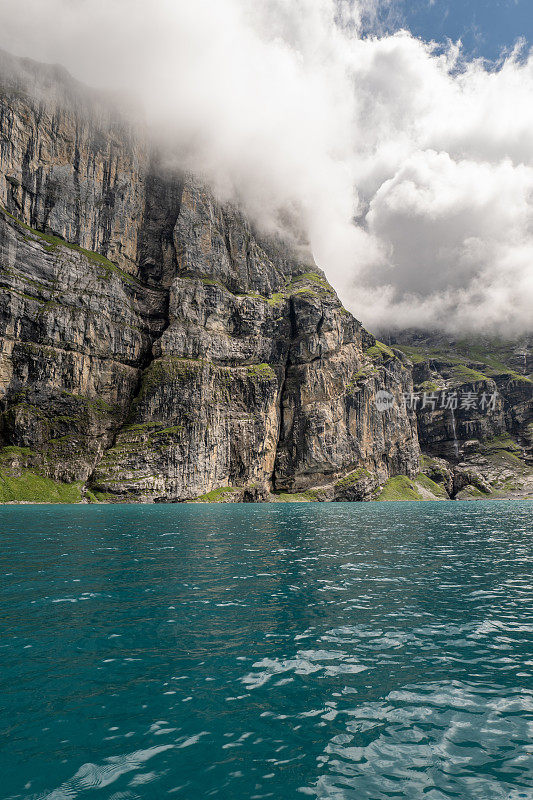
left=367, top=0, right=532, bottom=60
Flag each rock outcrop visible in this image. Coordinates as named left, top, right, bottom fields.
left=0, top=50, right=420, bottom=503
left=390, top=332, right=533, bottom=500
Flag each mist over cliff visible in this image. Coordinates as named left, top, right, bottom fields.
left=0, top=43, right=531, bottom=505
left=1, top=0, right=532, bottom=335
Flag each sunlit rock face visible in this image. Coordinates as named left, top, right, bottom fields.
left=0, top=50, right=423, bottom=502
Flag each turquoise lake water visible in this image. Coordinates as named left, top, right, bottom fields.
left=1, top=500, right=532, bottom=799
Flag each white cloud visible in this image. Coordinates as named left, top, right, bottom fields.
left=0, top=0, right=532, bottom=335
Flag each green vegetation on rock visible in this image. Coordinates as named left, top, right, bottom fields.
left=420, top=454, right=451, bottom=485
left=447, top=364, right=488, bottom=384
left=265, top=292, right=286, bottom=307
left=479, top=434, right=524, bottom=465
left=455, top=485, right=487, bottom=500
left=0, top=467, right=82, bottom=503
left=334, top=467, right=372, bottom=489
left=0, top=445, right=34, bottom=462
left=1, top=205, right=144, bottom=287
left=482, top=433, right=522, bottom=453
left=417, top=380, right=440, bottom=392
left=365, top=341, right=395, bottom=362
left=416, top=473, right=450, bottom=498
left=271, top=489, right=323, bottom=502
left=377, top=473, right=448, bottom=501
left=84, top=489, right=101, bottom=504
left=137, top=357, right=205, bottom=400
left=347, top=365, right=377, bottom=391
left=92, top=490, right=117, bottom=503
left=190, top=486, right=239, bottom=503
left=246, top=363, right=276, bottom=381
left=394, top=339, right=532, bottom=386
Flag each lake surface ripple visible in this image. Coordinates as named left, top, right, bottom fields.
left=1, top=500, right=532, bottom=799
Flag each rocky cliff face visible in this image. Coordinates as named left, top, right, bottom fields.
left=0, top=51, right=421, bottom=503
left=390, top=333, right=533, bottom=500
left=0, top=50, right=146, bottom=275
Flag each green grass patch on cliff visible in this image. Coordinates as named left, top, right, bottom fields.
left=446, top=364, right=489, bottom=384
left=455, top=485, right=487, bottom=500
left=3, top=287, right=48, bottom=305
left=395, top=351, right=488, bottom=384
left=286, top=271, right=335, bottom=297
left=482, top=433, right=522, bottom=452
left=420, top=454, right=451, bottom=484
left=121, top=421, right=165, bottom=434
left=377, top=476, right=421, bottom=501
left=479, top=434, right=524, bottom=465
left=392, top=345, right=429, bottom=364
left=364, top=341, right=395, bottom=362
left=334, top=467, right=372, bottom=489
left=190, top=486, right=239, bottom=503
left=182, top=270, right=335, bottom=307
left=377, top=473, right=448, bottom=501
left=271, top=492, right=312, bottom=502
left=393, top=340, right=532, bottom=386
left=417, top=380, right=440, bottom=392
left=246, top=363, right=277, bottom=381
left=0, top=468, right=82, bottom=503
left=0, top=446, right=34, bottom=463
left=416, top=473, right=449, bottom=498
left=62, top=393, right=121, bottom=418
left=1, top=205, right=144, bottom=287
left=271, top=488, right=325, bottom=502
left=1, top=205, right=114, bottom=265
left=347, top=365, right=378, bottom=391
left=151, top=425, right=184, bottom=437
left=265, top=292, right=286, bottom=307
left=92, top=490, right=118, bottom=503
left=136, top=357, right=205, bottom=400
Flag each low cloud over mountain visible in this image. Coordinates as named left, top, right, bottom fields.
left=1, top=0, right=532, bottom=334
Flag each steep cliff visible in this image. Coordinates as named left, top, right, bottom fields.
left=0, top=51, right=421, bottom=503
left=389, top=333, right=533, bottom=500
